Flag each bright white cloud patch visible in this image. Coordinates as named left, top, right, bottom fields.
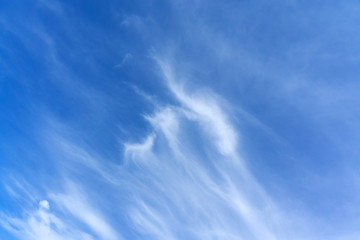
left=0, top=180, right=120, bottom=240
left=0, top=198, right=94, bottom=240
left=39, top=200, right=50, bottom=210
left=155, top=57, right=238, bottom=157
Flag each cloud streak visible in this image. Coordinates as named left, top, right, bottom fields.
left=121, top=56, right=283, bottom=240
left=1, top=179, right=121, bottom=240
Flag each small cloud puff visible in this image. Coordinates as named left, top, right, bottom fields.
left=39, top=200, right=50, bottom=210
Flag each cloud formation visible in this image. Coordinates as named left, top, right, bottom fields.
left=2, top=1, right=360, bottom=240
left=122, top=57, right=284, bottom=240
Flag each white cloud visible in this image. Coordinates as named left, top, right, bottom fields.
left=119, top=57, right=284, bottom=240
left=124, top=133, right=155, bottom=164
left=154, top=57, right=238, bottom=158
left=145, top=107, right=182, bottom=156
left=0, top=56, right=287, bottom=240
left=39, top=200, right=50, bottom=210
left=0, top=199, right=94, bottom=240
left=0, top=177, right=120, bottom=240
left=49, top=181, right=121, bottom=240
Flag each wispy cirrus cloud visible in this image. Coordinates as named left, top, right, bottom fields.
left=0, top=192, right=93, bottom=240
left=0, top=178, right=121, bottom=240
left=122, top=56, right=284, bottom=240
left=49, top=182, right=120, bottom=240
left=2, top=1, right=360, bottom=239
left=0, top=55, right=293, bottom=239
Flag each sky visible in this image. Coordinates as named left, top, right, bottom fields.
left=1, top=0, right=360, bottom=239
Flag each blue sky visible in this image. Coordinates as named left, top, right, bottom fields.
left=1, top=0, right=360, bottom=239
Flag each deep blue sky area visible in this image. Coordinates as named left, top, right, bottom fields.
left=1, top=1, right=360, bottom=240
